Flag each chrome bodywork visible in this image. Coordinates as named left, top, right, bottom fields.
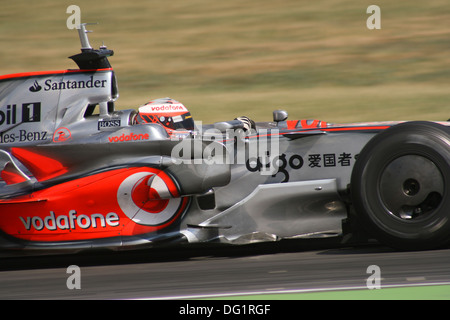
left=0, top=25, right=448, bottom=253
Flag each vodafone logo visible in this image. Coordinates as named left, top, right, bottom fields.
left=117, top=171, right=184, bottom=226
left=150, top=105, right=186, bottom=112
left=108, top=132, right=149, bottom=143
left=19, top=210, right=119, bottom=231
left=140, top=103, right=188, bottom=114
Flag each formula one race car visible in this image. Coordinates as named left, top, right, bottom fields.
left=0, top=24, right=449, bottom=254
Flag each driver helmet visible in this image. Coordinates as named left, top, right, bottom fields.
left=137, top=98, right=195, bottom=134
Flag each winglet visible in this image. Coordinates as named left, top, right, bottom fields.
left=11, top=148, right=68, bottom=181
left=1, top=162, right=29, bottom=185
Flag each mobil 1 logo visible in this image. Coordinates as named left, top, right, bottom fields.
left=0, top=102, right=48, bottom=144
left=0, top=102, right=41, bottom=125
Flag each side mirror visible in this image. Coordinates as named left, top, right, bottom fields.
left=273, top=110, right=288, bottom=122
left=213, top=120, right=244, bottom=132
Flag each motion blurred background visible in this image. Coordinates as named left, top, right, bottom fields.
left=0, top=0, right=449, bottom=124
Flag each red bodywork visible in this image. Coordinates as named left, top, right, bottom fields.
left=0, top=157, right=189, bottom=242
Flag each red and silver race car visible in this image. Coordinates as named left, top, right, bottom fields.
left=0, top=24, right=449, bottom=254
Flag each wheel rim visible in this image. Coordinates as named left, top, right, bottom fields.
left=379, top=154, right=444, bottom=220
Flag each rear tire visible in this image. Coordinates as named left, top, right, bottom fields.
left=351, top=121, right=450, bottom=250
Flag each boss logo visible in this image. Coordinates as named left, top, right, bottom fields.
left=98, top=119, right=121, bottom=130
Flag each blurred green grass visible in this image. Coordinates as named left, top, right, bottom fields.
left=0, top=0, right=449, bottom=123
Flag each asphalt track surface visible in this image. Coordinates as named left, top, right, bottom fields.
left=0, top=239, right=449, bottom=300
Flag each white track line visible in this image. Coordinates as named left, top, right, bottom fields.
left=133, top=281, right=450, bottom=300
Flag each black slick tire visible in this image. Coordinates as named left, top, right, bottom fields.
left=351, top=121, right=450, bottom=250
